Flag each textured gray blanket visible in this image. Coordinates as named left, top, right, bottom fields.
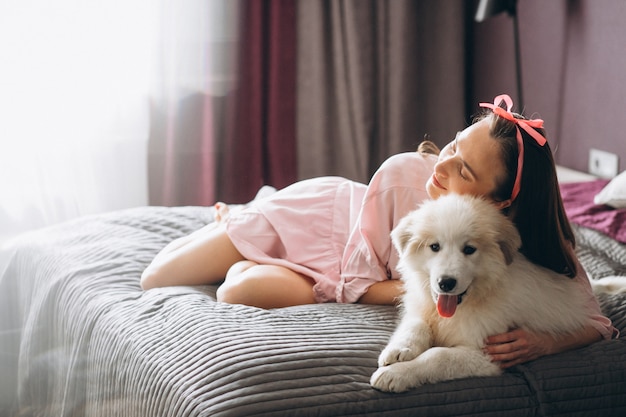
left=1, top=206, right=625, bottom=417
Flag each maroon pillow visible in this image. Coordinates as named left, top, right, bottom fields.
left=560, top=179, right=626, bottom=243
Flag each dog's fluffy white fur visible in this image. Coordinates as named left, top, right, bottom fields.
left=370, top=194, right=594, bottom=393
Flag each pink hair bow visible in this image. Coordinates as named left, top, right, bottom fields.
left=479, top=94, right=547, bottom=201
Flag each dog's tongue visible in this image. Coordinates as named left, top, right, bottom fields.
left=437, top=294, right=458, bottom=318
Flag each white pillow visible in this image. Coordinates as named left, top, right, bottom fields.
left=594, top=170, right=626, bottom=208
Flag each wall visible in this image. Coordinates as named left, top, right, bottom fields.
left=472, top=0, right=626, bottom=174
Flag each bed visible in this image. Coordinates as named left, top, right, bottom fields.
left=1, top=170, right=625, bottom=417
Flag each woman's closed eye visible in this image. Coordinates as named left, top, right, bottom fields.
left=443, top=145, right=470, bottom=181
left=452, top=145, right=470, bottom=180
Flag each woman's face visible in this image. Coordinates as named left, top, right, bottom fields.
left=426, top=118, right=507, bottom=204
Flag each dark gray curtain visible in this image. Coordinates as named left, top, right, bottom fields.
left=297, top=0, right=471, bottom=183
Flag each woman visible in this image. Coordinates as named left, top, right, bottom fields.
left=141, top=94, right=616, bottom=368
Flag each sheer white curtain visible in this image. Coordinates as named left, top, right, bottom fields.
left=149, top=0, right=239, bottom=206
left=0, top=0, right=154, bottom=244
left=0, top=0, right=236, bottom=245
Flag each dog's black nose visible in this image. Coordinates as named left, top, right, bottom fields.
left=438, top=276, right=457, bottom=293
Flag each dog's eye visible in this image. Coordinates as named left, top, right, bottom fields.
left=430, top=243, right=440, bottom=252
left=462, top=245, right=476, bottom=255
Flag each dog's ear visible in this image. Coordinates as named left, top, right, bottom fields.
left=498, top=240, right=516, bottom=265
left=496, top=217, right=522, bottom=265
left=391, top=212, right=417, bottom=254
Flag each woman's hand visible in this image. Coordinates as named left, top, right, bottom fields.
left=484, top=328, right=552, bottom=369
left=484, top=325, right=602, bottom=369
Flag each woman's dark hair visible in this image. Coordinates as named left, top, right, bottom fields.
left=481, top=111, right=578, bottom=278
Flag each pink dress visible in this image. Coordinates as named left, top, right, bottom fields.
left=225, top=152, right=617, bottom=339
left=226, top=152, right=435, bottom=303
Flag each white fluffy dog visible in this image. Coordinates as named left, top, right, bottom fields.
left=370, top=194, right=594, bottom=393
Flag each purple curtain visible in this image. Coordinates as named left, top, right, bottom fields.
left=217, top=0, right=298, bottom=204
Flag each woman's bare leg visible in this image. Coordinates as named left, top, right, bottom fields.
left=217, top=262, right=316, bottom=309
left=142, top=204, right=317, bottom=308
left=140, top=222, right=245, bottom=290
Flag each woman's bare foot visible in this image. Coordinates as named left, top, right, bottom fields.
left=214, top=202, right=230, bottom=223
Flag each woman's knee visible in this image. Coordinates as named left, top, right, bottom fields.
left=215, top=260, right=258, bottom=303
left=215, top=284, right=244, bottom=305
left=216, top=264, right=315, bottom=308
left=216, top=263, right=258, bottom=305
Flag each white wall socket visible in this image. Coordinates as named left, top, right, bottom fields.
left=588, top=148, right=619, bottom=178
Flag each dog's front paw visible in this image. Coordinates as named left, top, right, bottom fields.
left=370, top=363, right=419, bottom=393
left=378, top=344, right=420, bottom=367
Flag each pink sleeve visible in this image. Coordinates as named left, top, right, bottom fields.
left=574, top=260, right=619, bottom=339
left=336, top=153, right=435, bottom=303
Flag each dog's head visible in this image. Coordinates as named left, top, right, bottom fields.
left=392, top=194, right=521, bottom=318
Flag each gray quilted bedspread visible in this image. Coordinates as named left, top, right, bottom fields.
left=0, top=206, right=625, bottom=417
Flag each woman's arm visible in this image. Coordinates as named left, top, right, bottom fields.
left=339, top=153, right=436, bottom=303
left=357, top=280, right=404, bottom=305
left=484, top=324, right=602, bottom=369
